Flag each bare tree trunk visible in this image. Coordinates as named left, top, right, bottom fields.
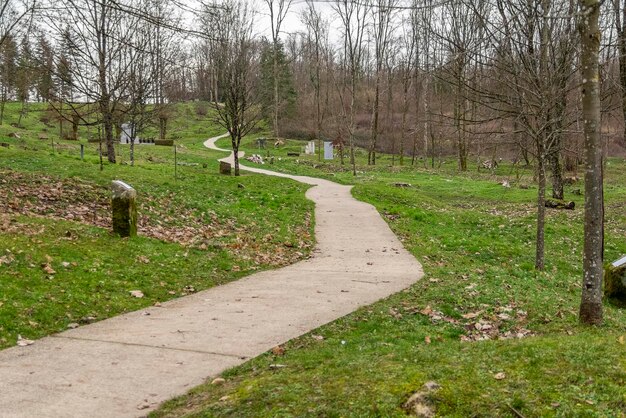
left=349, top=71, right=357, bottom=176
left=579, top=0, right=604, bottom=325
left=368, top=72, right=381, bottom=165
left=614, top=0, right=626, bottom=148
left=0, top=90, right=5, bottom=126
left=535, top=146, right=546, bottom=270
left=548, top=149, right=564, bottom=199
left=400, top=76, right=409, bottom=166
left=232, top=134, right=241, bottom=176
left=72, top=114, right=79, bottom=141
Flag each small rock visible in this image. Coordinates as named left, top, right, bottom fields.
left=423, top=381, right=441, bottom=391
left=211, top=377, right=226, bottom=385
left=79, top=316, right=97, bottom=324
left=17, top=335, right=35, bottom=347
left=129, top=290, right=144, bottom=298
left=219, top=395, right=230, bottom=402
left=269, top=364, right=287, bottom=369
left=67, top=323, right=80, bottom=329
left=494, top=372, right=506, bottom=380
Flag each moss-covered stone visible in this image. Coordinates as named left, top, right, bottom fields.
left=220, top=161, right=232, bottom=175
left=604, top=263, right=626, bottom=305
left=111, top=180, right=137, bottom=237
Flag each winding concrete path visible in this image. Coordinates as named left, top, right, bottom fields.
left=0, top=134, right=423, bottom=417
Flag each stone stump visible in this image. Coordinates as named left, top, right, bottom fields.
left=111, top=180, right=137, bottom=237
left=605, top=256, right=626, bottom=305
left=220, top=161, right=232, bottom=175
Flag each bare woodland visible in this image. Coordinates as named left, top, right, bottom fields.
left=0, top=0, right=612, bottom=322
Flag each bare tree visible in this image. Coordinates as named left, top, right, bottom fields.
left=0, top=0, right=36, bottom=48
left=488, top=0, right=578, bottom=270
left=301, top=0, right=328, bottom=161
left=368, top=0, right=397, bottom=165
left=45, top=0, right=141, bottom=163
left=612, top=0, right=626, bottom=147
left=334, top=0, right=369, bottom=175
left=579, top=0, right=604, bottom=325
left=398, top=15, right=415, bottom=166
left=206, top=0, right=261, bottom=176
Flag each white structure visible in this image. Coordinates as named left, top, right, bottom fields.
left=120, top=123, right=135, bottom=144
left=324, top=141, right=334, bottom=160
left=613, top=255, right=626, bottom=268
left=305, top=140, right=315, bottom=155
left=120, top=123, right=154, bottom=145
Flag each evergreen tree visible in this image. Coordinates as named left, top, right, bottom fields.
left=259, top=39, right=296, bottom=132
left=35, top=35, right=55, bottom=102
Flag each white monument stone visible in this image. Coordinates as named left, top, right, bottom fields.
left=324, top=141, right=334, bottom=160
left=305, top=140, right=316, bottom=155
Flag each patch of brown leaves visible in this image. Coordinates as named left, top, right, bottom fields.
left=0, top=170, right=312, bottom=267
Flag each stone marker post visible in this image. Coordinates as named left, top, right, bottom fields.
left=220, top=161, right=232, bottom=175
left=111, top=180, right=137, bottom=237
left=605, top=256, right=626, bottom=303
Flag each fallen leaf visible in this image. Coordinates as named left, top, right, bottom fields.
left=42, top=263, right=56, bottom=275
left=311, top=335, right=324, bottom=341
left=494, top=372, right=506, bottom=380
left=271, top=345, right=285, bottom=356
left=136, top=256, right=150, bottom=264
left=420, top=305, right=433, bottom=316
left=17, top=335, right=35, bottom=347
left=424, top=335, right=431, bottom=344
left=462, top=311, right=482, bottom=319
left=211, top=378, right=225, bottom=385
left=129, top=290, right=144, bottom=298
left=619, top=335, right=625, bottom=345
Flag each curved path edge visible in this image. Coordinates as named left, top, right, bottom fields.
left=0, top=134, right=423, bottom=418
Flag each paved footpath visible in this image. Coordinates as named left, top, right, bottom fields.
left=0, top=134, right=423, bottom=417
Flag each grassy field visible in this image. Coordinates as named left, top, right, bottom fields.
left=0, top=102, right=314, bottom=349
left=153, top=135, right=626, bottom=417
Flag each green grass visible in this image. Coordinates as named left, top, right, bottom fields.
left=154, top=134, right=626, bottom=417
left=0, top=103, right=314, bottom=348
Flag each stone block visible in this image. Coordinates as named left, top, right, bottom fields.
left=220, top=161, right=232, bottom=175
left=111, top=180, right=137, bottom=237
